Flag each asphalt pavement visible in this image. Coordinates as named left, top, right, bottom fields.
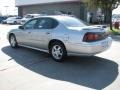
left=0, top=24, right=120, bottom=90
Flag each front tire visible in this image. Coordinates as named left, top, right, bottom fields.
left=9, top=34, right=18, bottom=48
left=49, top=42, right=67, bottom=62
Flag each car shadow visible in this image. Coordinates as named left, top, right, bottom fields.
left=2, top=46, right=119, bottom=90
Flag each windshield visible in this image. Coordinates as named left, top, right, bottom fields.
left=59, top=17, right=88, bottom=27
left=24, top=15, right=33, bottom=18
left=24, top=14, right=40, bottom=18
left=7, top=17, right=16, bottom=20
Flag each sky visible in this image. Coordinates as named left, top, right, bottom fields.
left=0, top=0, right=17, bottom=15
left=0, top=0, right=119, bottom=16
left=113, top=5, right=120, bottom=14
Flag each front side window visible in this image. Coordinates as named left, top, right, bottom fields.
left=36, top=18, right=58, bottom=29
left=24, top=19, right=37, bottom=29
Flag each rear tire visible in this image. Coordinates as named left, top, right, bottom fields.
left=14, top=21, right=17, bottom=25
left=9, top=34, right=18, bottom=48
left=49, top=42, right=67, bottom=62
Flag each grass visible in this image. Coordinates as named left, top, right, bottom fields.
left=109, top=28, right=120, bottom=35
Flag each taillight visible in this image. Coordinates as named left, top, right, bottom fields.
left=83, top=32, right=108, bottom=42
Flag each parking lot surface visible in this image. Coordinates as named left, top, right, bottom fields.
left=0, top=24, right=120, bottom=90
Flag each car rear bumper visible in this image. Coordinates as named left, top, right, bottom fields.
left=66, top=37, right=112, bottom=56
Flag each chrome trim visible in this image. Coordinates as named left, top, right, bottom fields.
left=67, top=53, right=95, bottom=56
left=18, top=44, right=49, bottom=53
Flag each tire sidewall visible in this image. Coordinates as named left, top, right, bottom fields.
left=9, top=35, right=18, bottom=48
left=14, top=21, right=17, bottom=25
left=50, top=42, right=67, bottom=62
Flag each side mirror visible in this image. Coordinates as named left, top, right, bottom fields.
left=19, top=26, right=24, bottom=29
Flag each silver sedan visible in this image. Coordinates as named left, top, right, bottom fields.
left=8, top=15, right=112, bottom=62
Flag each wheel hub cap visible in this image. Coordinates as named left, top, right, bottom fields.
left=10, top=36, right=16, bottom=47
left=52, top=45, right=63, bottom=59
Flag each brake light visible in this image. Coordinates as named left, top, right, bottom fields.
left=83, top=32, right=100, bottom=42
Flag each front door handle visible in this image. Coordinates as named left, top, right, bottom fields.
left=46, top=32, right=50, bottom=34
left=28, top=32, right=31, bottom=34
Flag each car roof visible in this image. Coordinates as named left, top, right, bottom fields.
left=34, top=15, right=76, bottom=21
left=7, top=17, right=16, bottom=19
left=25, top=14, right=45, bottom=16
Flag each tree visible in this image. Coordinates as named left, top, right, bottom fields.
left=84, top=0, right=120, bottom=30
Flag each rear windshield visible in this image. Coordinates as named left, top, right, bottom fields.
left=58, top=16, right=89, bottom=27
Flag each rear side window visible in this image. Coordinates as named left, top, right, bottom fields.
left=35, top=18, right=58, bottom=29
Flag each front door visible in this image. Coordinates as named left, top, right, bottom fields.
left=30, top=18, right=58, bottom=50
left=17, top=19, right=38, bottom=46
